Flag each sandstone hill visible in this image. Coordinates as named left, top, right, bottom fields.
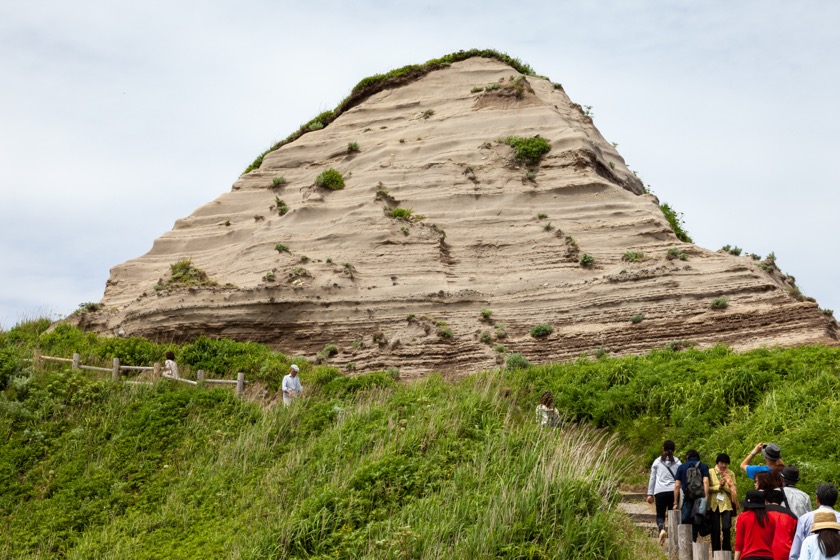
left=81, top=53, right=838, bottom=377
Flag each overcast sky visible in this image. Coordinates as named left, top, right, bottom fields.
left=1, top=0, right=838, bottom=329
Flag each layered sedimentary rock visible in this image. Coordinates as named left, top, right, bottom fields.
left=84, top=57, right=838, bottom=376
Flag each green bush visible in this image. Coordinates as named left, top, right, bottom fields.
left=579, top=253, right=594, bottom=267
left=502, top=136, right=551, bottom=163
left=347, top=142, right=360, bottom=153
left=530, top=323, right=553, bottom=338
left=156, top=259, right=218, bottom=290
left=630, top=314, right=644, bottom=324
left=711, top=297, right=729, bottom=310
left=622, top=251, right=645, bottom=263
left=388, top=207, right=415, bottom=221
left=275, top=197, right=289, bottom=216
left=506, top=353, right=531, bottom=369
left=316, top=168, right=345, bottom=191
left=722, top=244, right=742, bottom=256
left=660, top=203, right=692, bottom=243
left=275, top=243, right=290, bottom=253
left=272, top=176, right=286, bottom=187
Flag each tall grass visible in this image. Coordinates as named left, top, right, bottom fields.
left=0, top=320, right=658, bottom=559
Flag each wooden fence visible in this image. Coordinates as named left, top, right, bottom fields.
left=666, top=510, right=733, bottom=560
left=32, top=349, right=248, bottom=397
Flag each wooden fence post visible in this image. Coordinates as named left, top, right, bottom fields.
left=72, top=353, right=80, bottom=370
left=236, top=372, right=245, bottom=397
left=153, top=362, right=161, bottom=377
left=112, top=358, right=120, bottom=381
left=34, top=349, right=42, bottom=369
left=197, top=370, right=205, bottom=387
left=692, top=542, right=709, bottom=560
left=667, top=509, right=680, bottom=559
left=677, top=524, right=693, bottom=560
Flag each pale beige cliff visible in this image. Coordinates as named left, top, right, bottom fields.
left=83, top=57, right=838, bottom=376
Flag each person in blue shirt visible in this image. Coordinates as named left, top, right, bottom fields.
left=672, top=449, right=710, bottom=542
left=740, top=441, right=783, bottom=479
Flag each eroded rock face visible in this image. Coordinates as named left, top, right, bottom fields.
left=84, top=58, right=838, bottom=376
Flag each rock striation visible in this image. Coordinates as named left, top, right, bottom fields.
left=83, top=56, right=838, bottom=377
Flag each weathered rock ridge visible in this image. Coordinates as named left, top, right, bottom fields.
left=85, top=57, right=838, bottom=376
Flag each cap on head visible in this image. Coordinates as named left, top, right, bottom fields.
left=741, top=490, right=766, bottom=510
left=782, top=465, right=800, bottom=483
left=762, top=443, right=782, bottom=461
left=291, top=364, right=300, bottom=373
left=811, top=510, right=840, bottom=533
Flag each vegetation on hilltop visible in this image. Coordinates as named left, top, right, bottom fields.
left=243, top=49, right=535, bottom=174
left=0, top=320, right=656, bottom=559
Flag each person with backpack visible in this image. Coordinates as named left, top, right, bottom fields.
left=708, top=453, right=738, bottom=553
left=647, top=440, right=682, bottom=545
left=673, top=449, right=710, bottom=542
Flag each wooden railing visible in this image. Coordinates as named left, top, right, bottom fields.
left=32, top=349, right=248, bottom=397
left=666, top=510, right=732, bottom=560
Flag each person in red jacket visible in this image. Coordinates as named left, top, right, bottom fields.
left=735, top=490, right=775, bottom=560
left=766, top=489, right=798, bottom=560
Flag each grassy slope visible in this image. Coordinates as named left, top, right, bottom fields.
left=0, top=321, right=657, bottom=560
left=3, top=321, right=839, bottom=557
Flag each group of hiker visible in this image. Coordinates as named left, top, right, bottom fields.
left=648, top=440, right=840, bottom=559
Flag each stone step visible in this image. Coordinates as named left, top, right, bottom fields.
left=621, top=491, right=647, bottom=502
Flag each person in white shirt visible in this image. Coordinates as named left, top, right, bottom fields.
left=799, top=510, right=840, bottom=560
left=647, top=440, right=682, bottom=545
left=783, top=466, right=814, bottom=519
left=535, top=391, right=561, bottom=428
left=791, top=484, right=840, bottom=560
left=282, top=364, right=303, bottom=406
left=162, top=351, right=179, bottom=379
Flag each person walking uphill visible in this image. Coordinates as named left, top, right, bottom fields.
left=783, top=465, right=814, bottom=519
left=673, top=449, right=710, bottom=542
left=734, top=490, right=776, bottom=560
left=162, top=351, right=179, bottom=379
left=791, top=484, right=840, bottom=560
left=708, top=453, right=738, bottom=553
left=535, top=391, right=561, bottom=428
left=647, top=440, right=682, bottom=545
left=282, top=364, right=303, bottom=406
left=799, top=510, right=840, bottom=560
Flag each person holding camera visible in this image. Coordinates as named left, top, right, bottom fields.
left=740, top=442, right=784, bottom=480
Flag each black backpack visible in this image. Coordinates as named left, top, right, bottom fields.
left=684, top=464, right=705, bottom=500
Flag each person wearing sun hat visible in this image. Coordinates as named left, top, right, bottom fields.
left=799, top=509, right=840, bottom=559
left=791, top=484, right=840, bottom=560
left=734, top=490, right=775, bottom=560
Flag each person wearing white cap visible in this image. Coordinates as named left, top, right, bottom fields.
left=282, top=364, right=303, bottom=406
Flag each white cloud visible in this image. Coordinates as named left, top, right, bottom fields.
left=1, top=0, right=837, bottom=327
